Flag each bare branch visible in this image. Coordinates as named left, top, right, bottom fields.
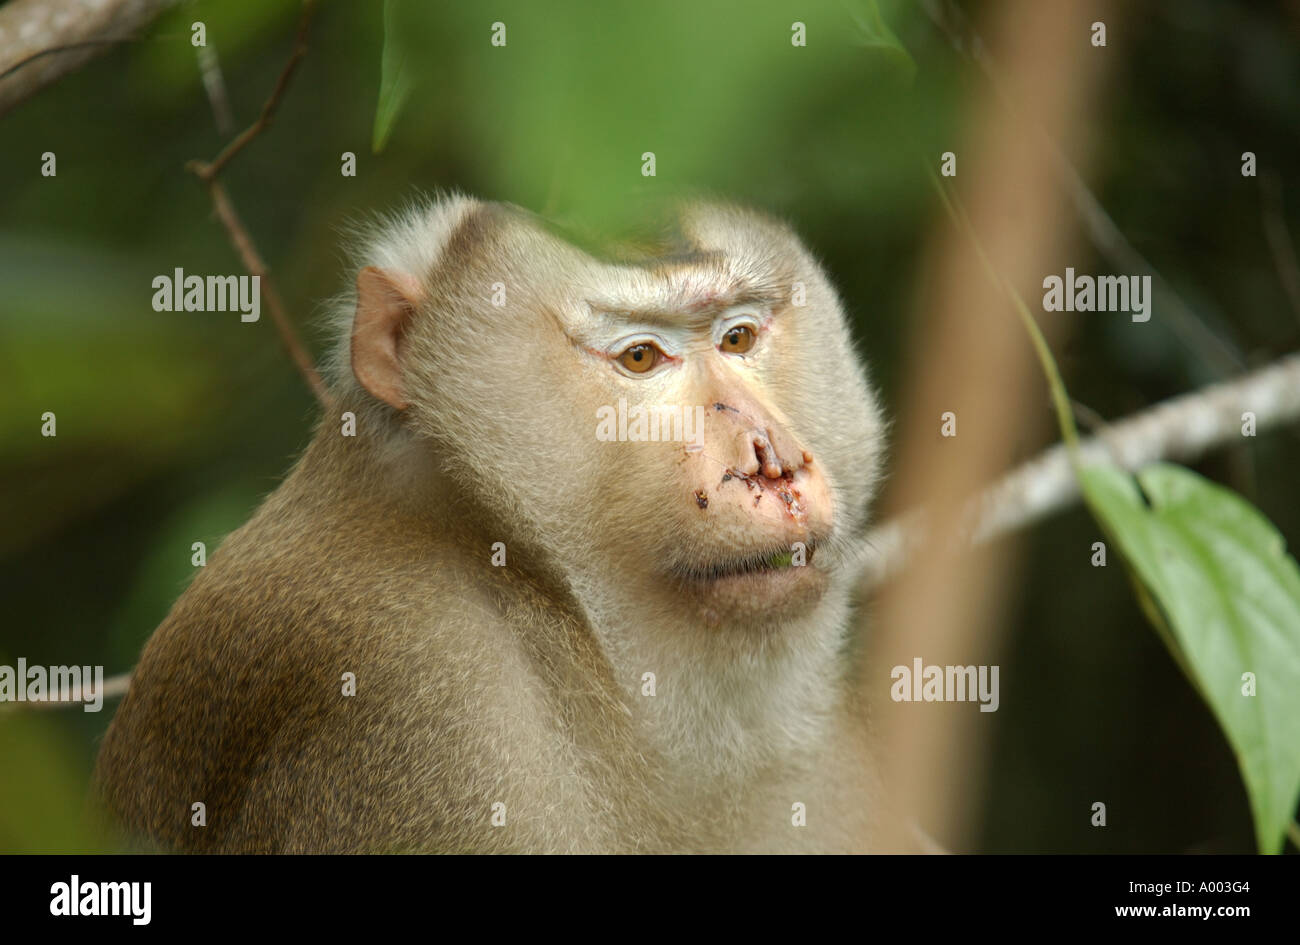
left=202, top=179, right=332, bottom=405
left=190, top=2, right=314, bottom=183
left=0, top=672, right=130, bottom=712
left=857, top=352, right=1300, bottom=591
left=187, top=0, right=330, bottom=409
left=0, top=0, right=177, bottom=116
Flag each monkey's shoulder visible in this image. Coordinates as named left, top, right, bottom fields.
left=97, top=550, right=551, bottom=852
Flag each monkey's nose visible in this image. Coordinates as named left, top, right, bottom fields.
left=706, top=397, right=810, bottom=478
left=750, top=429, right=812, bottom=479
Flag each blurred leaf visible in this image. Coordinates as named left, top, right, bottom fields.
left=364, top=0, right=929, bottom=229
left=0, top=236, right=226, bottom=555
left=1079, top=462, right=1300, bottom=853
left=843, top=0, right=916, bottom=86
left=372, top=0, right=415, bottom=153
left=130, top=0, right=302, bottom=110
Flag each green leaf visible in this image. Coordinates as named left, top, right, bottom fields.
left=1079, top=462, right=1300, bottom=853
left=372, top=0, right=415, bottom=153
left=843, top=0, right=916, bottom=86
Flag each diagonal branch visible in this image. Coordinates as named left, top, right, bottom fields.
left=189, top=2, right=313, bottom=183
left=856, top=351, right=1300, bottom=591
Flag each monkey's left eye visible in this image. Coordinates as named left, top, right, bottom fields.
left=617, top=342, right=664, bottom=374
left=720, top=325, right=756, bottom=355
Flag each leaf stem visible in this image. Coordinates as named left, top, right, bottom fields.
left=924, top=166, right=1082, bottom=463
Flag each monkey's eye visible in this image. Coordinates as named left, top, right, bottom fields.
left=617, top=342, right=663, bottom=374
left=720, top=325, right=756, bottom=355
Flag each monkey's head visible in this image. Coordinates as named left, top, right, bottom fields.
left=335, top=194, right=884, bottom=637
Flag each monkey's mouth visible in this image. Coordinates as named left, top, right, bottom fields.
left=674, top=540, right=819, bottom=583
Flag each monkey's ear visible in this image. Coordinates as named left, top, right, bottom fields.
left=352, top=266, right=424, bottom=410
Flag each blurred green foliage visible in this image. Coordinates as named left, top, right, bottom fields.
left=0, top=709, right=110, bottom=853
left=0, top=0, right=1296, bottom=852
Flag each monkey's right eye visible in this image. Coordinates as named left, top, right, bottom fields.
left=616, top=343, right=663, bottom=374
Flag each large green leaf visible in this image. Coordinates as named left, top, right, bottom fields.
left=1079, top=462, right=1300, bottom=853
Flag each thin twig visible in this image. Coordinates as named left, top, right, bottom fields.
left=1261, top=173, right=1300, bottom=328
left=927, top=166, right=1083, bottom=457
left=0, top=673, right=132, bottom=712
left=921, top=0, right=1246, bottom=376
left=205, top=179, right=331, bottom=405
left=1070, top=398, right=1108, bottom=433
left=186, top=0, right=330, bottom=408
left=190, top=2, right=315, bottom=183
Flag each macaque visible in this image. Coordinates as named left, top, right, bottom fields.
left=94, top=195, right=887, bottom=852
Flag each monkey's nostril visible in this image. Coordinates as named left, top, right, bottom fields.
left=753, top=433, right=785, bottom=479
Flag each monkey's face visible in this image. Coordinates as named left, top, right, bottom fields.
left=353, top=198, right=884, bottom=630
left=578, top=297, right=841, bottom=624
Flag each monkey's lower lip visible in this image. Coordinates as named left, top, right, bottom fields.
left=674, top=543, right=829, bottom=616
left=676, top=542, right=818, bottom=582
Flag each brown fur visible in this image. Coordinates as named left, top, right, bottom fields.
left=95, top=195, right=886, bottom=853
